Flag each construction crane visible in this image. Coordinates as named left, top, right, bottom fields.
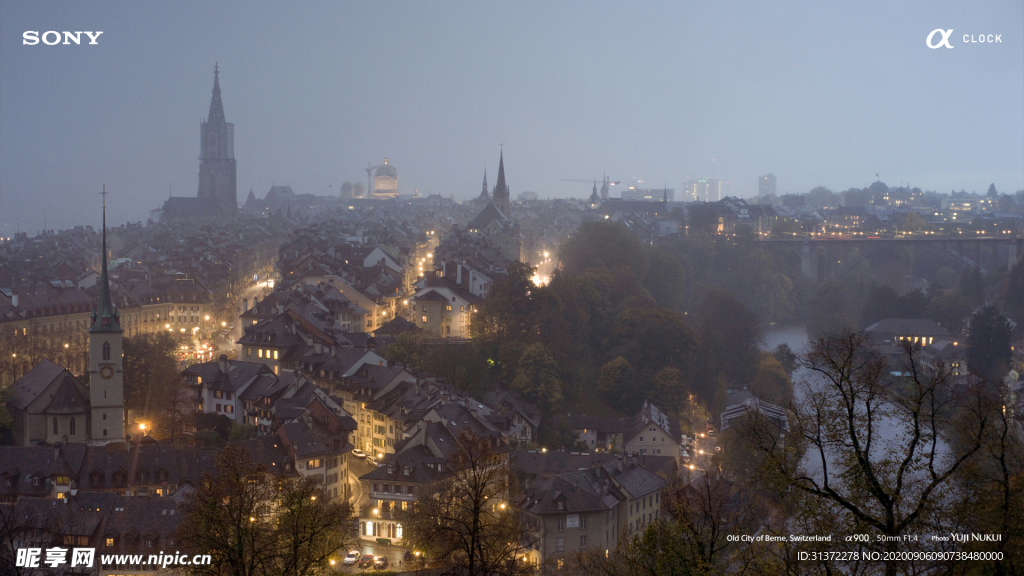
left=561, top=175, right=620, bottom=201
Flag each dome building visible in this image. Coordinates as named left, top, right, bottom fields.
left=372, top=158, right=399, bottom=199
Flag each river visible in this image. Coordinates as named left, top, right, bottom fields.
left=761, top=324, right=951, bottom=483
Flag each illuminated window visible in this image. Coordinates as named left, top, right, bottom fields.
left=258, top=349, right=263, bottom=358
left=273, top=350, right=278, bottom=360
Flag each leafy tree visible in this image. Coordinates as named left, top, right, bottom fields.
left=740, top=249, right=794, bottom=324
left=686, top=205, right=721, bottom=236
left=1004, top=257, right=1024, bottom=323
left=960, top=266, right=986, bottom=308
left=596, top=357, right=637, bottom=411
left=381, top=332, right=421, bottom=367
left=538, top=417, right=588, bottom=452
left=900, top=212, right=931, bottom=232
left=771, top=217, right=802, bottom=237
left=400, top=431, right=531, bottom=576
left=694, top=290, right=761, bottom=407
left=471, top=261, right=538, bottom=376
left=749, top=354, right=792, bottom=405
left=924, top=290, right=971, bottom=335
left=509, top=343, right=564, bottom=413
left=417, top=340, right=492, bottom=395
left=559, top=221, right=646, bottom=278
left=176, top=445, right=353, bottom=576
left=123, top=332, right=190, bottom=438
left=805, top=186, right=837, bottom=208
left=806, top=280, right=857, bottom=338
left=770, top=343, right=799, bottom=377
left=987, top=183, right=998, bottom=197
left=966, top=306, right=1012, bottom=382
left=648, top=366, right=686, bottom=414
left=606, top=307, right=696, bottom=384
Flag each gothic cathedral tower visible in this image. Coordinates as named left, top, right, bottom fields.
left=493, top=150, right=510, bottom=216
left=88, top=189, right=125, bottom=444
left=197, top=64, right=237, bottom=216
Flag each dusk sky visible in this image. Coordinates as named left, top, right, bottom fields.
left=1, top=0, right=1021, bottom=235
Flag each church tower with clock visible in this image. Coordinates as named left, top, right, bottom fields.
left=88, top=190, right=125, bottom=444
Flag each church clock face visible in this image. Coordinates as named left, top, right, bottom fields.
left=99, top=365, right=115, bottom=380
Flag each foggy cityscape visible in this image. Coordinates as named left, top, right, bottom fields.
left=1, top=2, right=1022, bottom=575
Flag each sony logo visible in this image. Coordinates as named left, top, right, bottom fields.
left=23, top=31, right=104, bottom=45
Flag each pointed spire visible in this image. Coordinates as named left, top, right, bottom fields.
left=477, top=166, right=491, bottom=201
left=207, top=63, right=226, bottom=124
left=493, top=150, right=509, bottom=214
left=91, top=185, right=121, bottom=334
left=589, top=179, right=600, bottom=204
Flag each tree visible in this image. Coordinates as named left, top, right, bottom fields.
left=1004, top=257, right=1024, bottom=323
left=400, top=431, right=531, bottom=576
left=694, top=290, right=761, bottom=407
left=959, top=266, right=986, bottom=308
left=924, top=290, right=971, bottom=335
left=510, top=343, right=564, bottom=413
left=770, top=343, right=798, bottom=377
left=966, top=306, right=1012, bottom=382
left=382, top=332, right=421, bottom=367
left=987, top=183, right=998, bottom=197
left=806, top=280, right=857, bottom=338
left=596, top=357, right=637, bottom=411
left=748, top=333, right=990, bottom=576
left=123, top=332, right=191, bottom=438
left=538, top=417, right=588, bottom=452
left=573, top=470, right=765, bottom=576
left=559, top=221, right=646, bottom=278
left=749, top=354, right=792, bottom=405
left=900, top=212, right=931, bottom=232
left=806, top=186, right=837, bottom=208
left=649, top=366, right=686, bottom=414
left=176, top=445, right=352, bottom=576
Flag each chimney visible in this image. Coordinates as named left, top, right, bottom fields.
left=456, top=264, right=462, bottom=285
left=218, top=354, right=229, bottom=374
left=10, top=292, right=17, bottom=308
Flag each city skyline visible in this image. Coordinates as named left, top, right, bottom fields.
left=1, top=1, right=1022, bottom=234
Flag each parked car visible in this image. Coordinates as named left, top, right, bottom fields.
left=358, top=554, right=375, bottom=568
left=351, top=449, right=366, bottom=458
left=343, top=551, right=360, bottom=566
left=374, top=556, right=389, bottom=569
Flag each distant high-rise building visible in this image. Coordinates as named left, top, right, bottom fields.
left=621, top=187, right=675, bottom=202
left=706, top=179, right=721, bottom=202
left=759, top=173, right=777, bottom=197
left=682, top=179, right=720, bottom=202
left=198, top=64, right=237, bottom=215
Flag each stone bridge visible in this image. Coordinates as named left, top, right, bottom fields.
left=755, top=236, right=1023, bottom=284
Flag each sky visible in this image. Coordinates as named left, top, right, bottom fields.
left=1, top=0, right=1022, bottom=235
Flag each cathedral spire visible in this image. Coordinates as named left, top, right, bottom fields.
left=477, top=167, right=490, bottom=201
left=90, top=186, right=121, bottom=334
left=493, top=150, right=509, bottom=214
left=207, top=63, right=225, bottom=124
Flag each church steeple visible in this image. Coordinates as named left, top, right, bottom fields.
left=476, top=167, right=490, bottom=202
left=493, top=150, right=509, bottom=215
left=90, top=186, right=121, bottom=334
left=207, top=63, right=225, bottom=125
left=589, top=179, right=600, bottom=205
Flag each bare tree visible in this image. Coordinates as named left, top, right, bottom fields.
left=401, top=430, right=531, bottom=576
left=748, top=332, right=991, bottom=576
